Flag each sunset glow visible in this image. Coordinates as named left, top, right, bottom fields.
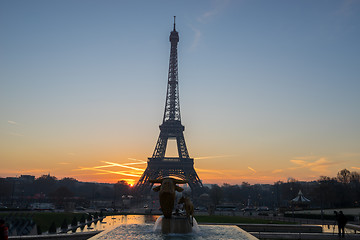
left=1, top=1, right=360, bottom=185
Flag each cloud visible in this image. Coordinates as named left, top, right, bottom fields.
left=272, top=169, right=283, bottom=174
left=0, top=168, right=51, bottom=176
left=336, top=0, right=358, bottom=16
left=10, top=132, right=24, bottom=137
left=248, top=167, right=256, bottom=173
left=291, top=156, right=319, bottom=161
left=289, top=156, right=340, bottom=174
left=290, top=159, right=307, bottom=167
left=197, top=0, right=230, bottom=23
left=189, top=26, right=202, bottom=51
left=7, top=121, right=23, bottom=136
left=269, top=156, right=346, bottom=180
left=338, top=152, right=360, bottom=158
left=351, top=167, right=360, bottom=170
left=195, top=168, right=224, bottom=174
left=189, top=0, right=231, bottom=51
left=127, top=158, right=147, bottom=163
left=198, top=10, right=217, bottom=23
left=194, top=155, right=235, bottom=160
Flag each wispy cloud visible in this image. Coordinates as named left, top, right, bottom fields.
left=128, top=158, right=147, bottom=162
left=336, top=0, right=358, bottom=16
left=0, top=168, right=51, bottom=175
left=286, top=155, right=347, bottom=176
left=269, top=155, right=346, bottom=180
left=10, top=132, right=24, bottom=137
left=197, top=0, right=230, bottom=23
left=194, top=155, right=235, bottom=160
left=248, top=166, right=256, bottom=173
left=189, top=0, right=231, bottom=51
left=7, top=120, right=23, bottom=136
left=272, top=169, right=283, bottom=174
left=351, top=166, right=360, bottom=170
left=189, top=26, right=202, bottom=51
left=58, top=162, right=71, bottom=165
left=195, top=168, right=224, bottom=174
left=338, top=152, right=360, bottom=158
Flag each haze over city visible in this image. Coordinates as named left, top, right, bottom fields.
left=1, top=0, right=360, bottom=186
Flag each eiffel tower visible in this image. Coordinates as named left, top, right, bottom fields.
left=134, top=17, right=203, bottom=195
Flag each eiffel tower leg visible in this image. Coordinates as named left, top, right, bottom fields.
left=152, top=133, right=168, bottom=159
left=135, top=166, right=154, bottom=194
left=176, top=133, right=189, bottom=159
left=184, top=168, right=203, bottom=193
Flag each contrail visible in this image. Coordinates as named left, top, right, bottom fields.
left=248, top=167, right=256, bottom=173
left=195, top=168, right=224, bottom=174
left=74, top=160, right=147, bottom=179
left=102, top=161, right=145, bottom=171
left=194, top=155, right=235, bottom=160
left=77, top=167, right=141, bottom=177
left=128, top=158, right=147, bottom=163
left=78, top=161, right=145, bottom=171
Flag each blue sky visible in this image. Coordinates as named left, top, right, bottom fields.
left=1, top=0, right=360, bottom=184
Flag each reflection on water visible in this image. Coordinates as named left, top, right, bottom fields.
left=153, top=216, right=201, bottom=233
left=89, top=215, right=257, bottom=240
left=145, top=215, right=159, bottom=224
left=321, top=225, right=359, bottom=234
left=77, top=215, right=159, bottom=233
left=78, top=215, right=360, bottom=239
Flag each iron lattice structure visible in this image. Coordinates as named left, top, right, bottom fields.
left=135, top=17, right=203, bottom=195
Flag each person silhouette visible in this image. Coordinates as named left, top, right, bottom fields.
left=337, top=211, right=348, bottom=237
left=0, top=219, right=8, bottom=240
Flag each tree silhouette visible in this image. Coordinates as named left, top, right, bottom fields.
left=209, top=184, right=223, bottom=205
left=337, top=169, right=351, bottom=184
left=34, top=174, right=57, bottom=194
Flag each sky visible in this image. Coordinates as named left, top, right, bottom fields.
left=1, top=0, right=360, bottom=186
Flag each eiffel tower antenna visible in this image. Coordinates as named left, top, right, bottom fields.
left=134, top=18, right=203, bottom=195
left=173, top=16, right=176, bottom=31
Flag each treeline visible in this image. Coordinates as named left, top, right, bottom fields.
left=0, top=175, right=131, bottom=209
left=198, top=169, right=360, bottom=209
left=1, top=169, right=359, bottom=210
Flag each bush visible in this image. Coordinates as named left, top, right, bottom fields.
left=48, top=221, right=57, bottom=234
left=61, top=218, right=68, bottom=230
left=37, top=225, right=42, bottom=235
left=71, top=216, right=78, bottom=226
left=284, top=213, right=354, bottom=221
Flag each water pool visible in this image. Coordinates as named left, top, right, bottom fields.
left=89, top=215, right=257, bottom=240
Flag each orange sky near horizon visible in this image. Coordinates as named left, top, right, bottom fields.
left=1, top=148, right=359, bottom=186
left=1, top=112, right=360, bottom=186
left=1, top=1, right=360, bottom=186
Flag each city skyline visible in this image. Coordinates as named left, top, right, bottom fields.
left=1, top=1, right=360, bottom=186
